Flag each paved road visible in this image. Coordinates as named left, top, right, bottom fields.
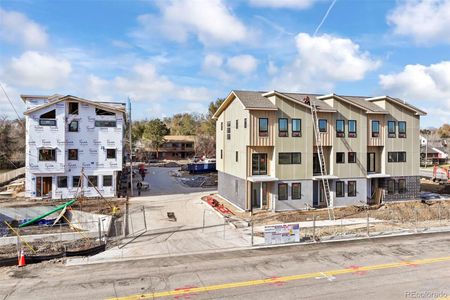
left=1, top=233, right=450, bottom=299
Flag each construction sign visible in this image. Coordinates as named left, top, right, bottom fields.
left=264, top=224, right=300, bottom=245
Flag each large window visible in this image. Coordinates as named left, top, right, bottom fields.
left=348, top=152, right=356, bottom=163
left=88, top=176, right=98, bottom=187
left=318, top=119, right=327, bottom=132
left=106, top=149, right=116, bottom=159
left=336, top=152, right=345, bottom=164
left=336, top=120, right=345, bottom=137
left=39, top=149, right=56, bottom=161
left=278, top=118, right=288, bottom=137
left=226, top=121, right=231, bottom=140
left=278, top=153, right=301, bottom=164
left=68, top=120, right=79, bottom=132
left=292, top=119, right=301, bottom=137
left=95, top=120, right=116, bottom=127
left=39, top=109, right=56, bottom=126
left=398, top=179, right=406, bottom=194
left=336, top=181, right=344, bottom=197
left=57, top=176, right=68, bottom=188
left=292, top=183, right=301, bottom=200
left=68, top=102, right=79, bottom=115
left=103, top=175, right=113, bottom=187
left=388, top=180, right=395, bottom=194
left=259, top=118, right=268, bottom=137
left=398, top=121, right=406, bottom=138
left=348, top=120, right=357, bottom=138
left=252, top=153, right=267, bottom=175
left=68, top=149, right=78, bottom=160
left=348, top=181, right=357, bottom=197
left=388, top=121, right=396, bottom=138
left=372, top=120, right=380, bottom=137
left=278, top=183, right=288, bottom=200
left=388, top=152, right=406, bottom=163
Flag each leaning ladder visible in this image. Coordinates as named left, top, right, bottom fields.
left=310, top=101, right=335, bottom=221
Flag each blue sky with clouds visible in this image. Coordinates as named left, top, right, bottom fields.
left=0, top=0, right=449, bottom=127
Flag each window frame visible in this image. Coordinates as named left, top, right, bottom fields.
left=398, top=179, right=406, bottom=194
left=88, top=176, right=98, bottom=187
left=68, top=102, right=79, bottom=115
left=336, top=181, right=344, bottom=197
left=278, top=118, right=288, bottom=137
left=398, top=121, right=406, bottom=138
left=103, top=175, right=113, bottom=187
left=318, top=119, right=327, bottom=133
left=252, top=153, right=267, bottom=175
left=348, top=120, right=357, bottom=138
left=68, top=120, right=79, bottom=132
left=72, top=176, right=81, bottom=188
left=235, top=119, right=238, bottom=129
left=371, top=120, right=380, bottom=137
left=388, top=121, right=396, bottom=138
left=57, top=176, right=68, bottom=188
left=388, top=179, right=395, bottom=194
left=292, top=119, right=301, bottom=137
left=226, top=121, right=231, bottom=140
left=95, top=120, right=116, bottom=127
left=68, top=149, right=78, bottom=161
left=259, top=118, right=269, bottom=137
left=278, top=152, right=301, bottom=165
left=244, top=118, right=247, bottom=129
left=336, top=119, right=345, bottom=137
left=235, top=151, right=238, bottom=162
left=106, top=149, right=116, bottom=159
left=39, top=149, right=56, bottom=161
left=336, top=152, right=345, bottom=164
left=348, top=152, right=356, bottom=163
left=291, top=183, right=301, bottom=200
left=278, top=183, right=288, bottom=201
left=220, top=122, right=223, bottom=131
left=348, top=181, right=357, bottom=197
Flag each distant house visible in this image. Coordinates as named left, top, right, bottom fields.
left=422, top=147, right=448, bottom=165
left=146, top=135, right=196, bottom=160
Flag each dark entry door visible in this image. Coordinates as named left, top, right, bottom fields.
left=367, top=153, right=375, bottom=172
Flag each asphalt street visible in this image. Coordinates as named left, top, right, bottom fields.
left=1, top=232, right=450, bottom=300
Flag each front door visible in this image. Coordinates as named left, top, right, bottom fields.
left=43, top=177, right=52, bottom=196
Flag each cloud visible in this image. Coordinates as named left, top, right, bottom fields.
left=379, top=61, right=450, bottom=121
left=134, top=0, right=248, bottom=46
left=0, top=7, right=48, bottom=48
left=249, top=0, right=318, bottom=9
left=387, top=0, right=450, bottom=44
left=271, top=33, right=380, bottom=91
left=0, top=81, right=25, bottom=118
left=227, top=55, right=258, bottom=74
left=3, top=51, right=72, bottom=90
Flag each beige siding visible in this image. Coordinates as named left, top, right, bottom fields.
left=249, top=110, right=276, bottom=146
left=248, top=146, right=274, bottom=177
left=367, top=146, right=383, bottom=173
left=216, top=97, right=249, bottom=179
left=330, top=100, right=368, bottom=178
left=314, top=112, right=333, bottom=146
left=367, top=114, right=385, bottom=146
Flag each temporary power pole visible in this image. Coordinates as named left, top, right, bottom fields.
left=128, top=97, right=133, bottom=196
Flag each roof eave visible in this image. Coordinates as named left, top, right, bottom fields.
left=212, top=91, right=236, bottom=120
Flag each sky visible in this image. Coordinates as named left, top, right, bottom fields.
left=0, top=0, right=449, bottom=128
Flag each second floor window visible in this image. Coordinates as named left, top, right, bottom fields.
left=371, top=120, right=380, bottom=137
left=336, top=152, right=345, bottom=164
left=278, top=118, right=288, bottom=137
left=336, top=120, right=345, bottom=137
left=279, top=152, right=301, bottom=164
left=252, top=153, right=267, bottom=175
left=398, top=121, right=406, bottom=138
left=236, top=120, right=238, bottom=129
left=221, top=122, right=223, bottom=130
left=348, top=120, right=357, bottom=137
left=319, top=119, right=327, bottom=132
left=68, top=120, right=78, bottom=132
left=348, top=152, right=356, bottom=163
left=226, top=121, right=231, bottom=140
left=95, top=120, right=116, bottom=127
left=39, top=109, right=56, bottom=126
left=68, top=149, right=78, bottom=160
left=292, top=119, right=301, bottom=137
left=259, top=118, right=268, bottom=137
left=388, top=121, right=396, bottom=138
left=39, top=149, right=56, bottom=161
left=235, top=151, right=238, bottom=162
left=68, top=102, right=79, bottom=115
left=388, top=151, right=406, bottom=162
left=106, top=149, right=116, bottom=159
left=244, top=118, right=247, bottom=128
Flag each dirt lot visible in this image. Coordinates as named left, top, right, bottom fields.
left=420, top=178, right=450, bottom=194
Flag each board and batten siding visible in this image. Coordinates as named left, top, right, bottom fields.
left=313, top=112, right=333, bottom=146
left=367, top=114, right=385, bottom=146
left=249, top=110, right=276, bottom=146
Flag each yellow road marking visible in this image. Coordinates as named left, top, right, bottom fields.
left=107, top=255, right=450, bottom=300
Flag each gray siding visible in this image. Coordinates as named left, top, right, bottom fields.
left=218, top=171, right=246, bottom=210
left=332, top=178, right=367, bottom=207
left=273, top=180, right=313, bottom=211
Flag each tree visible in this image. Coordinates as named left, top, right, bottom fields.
left=194, top=98, right=224, bottom=157
left=437, top=124, right=450, bottom=138
left=164, top=113, right=200, bottom=136
left=142, top=119, right=169, bottom=159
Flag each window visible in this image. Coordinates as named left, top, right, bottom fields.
left=244, top=118, right=247, bottom=128
left=68, top=149, right=78, bottom=160
left=95, top=120, right=116, bottom=127
left=39, top=110, right=56, bottom=126
left=367, top=153, right=375, bottom=172
left=398, top=179, right=406, bottom=194
left=259, top=118, right=268, bottom=137
left=68, top=102, right=79, bottom=115
left=292, top=119, right=301, bottom=137
left=57, top=176, right=67, bottom=188
left=388, top=152, right=406, bottom=163
left=103, top=175, right=113, bottom=187
left=348, top=181, right=357, bottom=197
left=226, top=121, right=231, bottom=140
left=278, top=153, right=301, bottom=164
left=72, top=176, right=81, bottom=188
left=68, top=120, right=78, bottom=132
left=221, top=122, right=223, bottom=131
left=95, top=108, right=115, bottom=115
left=88, top=176, right=98, bottom=187
left=388, top=121, right=396, bottom=138
left=278, top=183, right=288, bottom=200
left=278, top=118, right=288, bottom=137
left=235, top=119, right=238, bottom=129
left=348, top=120, right=357, bottom=137
left=252, top=153, right=267, bottom=175
left=336, top=120, right=345, bottom=137
left=39, top=149, right=56, bottom=161
left=336, top=181, right=344, bottom=197
left=372, top=120, right=380, bottom=137
left=106, top=149, right=116, bottom=159
left=348, top=152, right=356, bottom=163
left=292, top=183, right=301, bottom=200
left=235, top=180, right=238, bottom=195
left=398, top=121, right=406, bottom=138
left=235, top=151, right=238, bottom=162
left=318, top=119, right=327, bottom=132
left=336, top=152, right=345, bottom=163
left=220, top=149, right=223, bottom=159
left=388, top=179, right=395, bottom=194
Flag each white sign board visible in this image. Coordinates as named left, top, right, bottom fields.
left=264, top=224, right=300, bottom=245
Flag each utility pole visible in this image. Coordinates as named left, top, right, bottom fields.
left=128, top=97, right=133, bottom=196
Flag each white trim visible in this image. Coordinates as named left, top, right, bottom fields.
left=247, top=175, right=279, bottom=182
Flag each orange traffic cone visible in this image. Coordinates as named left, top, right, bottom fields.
left=18, top=249, right=26, bottom=267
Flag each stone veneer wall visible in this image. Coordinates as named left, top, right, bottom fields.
left=382, top=176, right=420, bottom=201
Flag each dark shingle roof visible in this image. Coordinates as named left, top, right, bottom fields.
left=280, top=92, right=335, bottom=111
left=233, top=90, right=277, bottom=109
left=338, top=95, right=388, bottom=113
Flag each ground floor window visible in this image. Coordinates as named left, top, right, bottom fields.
left=387, top=179, right=395, bottom=194
left=398, top=179, right=406, bottom=193
left=72, top=176, right=81, bottom=188
left=291, top=183, right=301, bottom=199
left=348, top=181, right=357, bottom=197
left=88, top=176, right=98, bottom=187
left=278, top=183, right=288, bottom=200
left=336, top=181, right=344, bottom=197
left=103, top=175, right=113, bottom=187
left=57, top=176, right=67, bottom=188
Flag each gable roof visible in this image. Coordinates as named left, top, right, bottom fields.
left=279, top=92, right=336, bottom=112
left=337, top=95, right=388, bottom=114
left=366, top=96, right=427, bottom=116
left=22, top=94, right=126, bottom=116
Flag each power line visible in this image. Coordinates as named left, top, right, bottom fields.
left=313, top=0, right=337, bottom=36
left=0, top=82, right=24, bottom=129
